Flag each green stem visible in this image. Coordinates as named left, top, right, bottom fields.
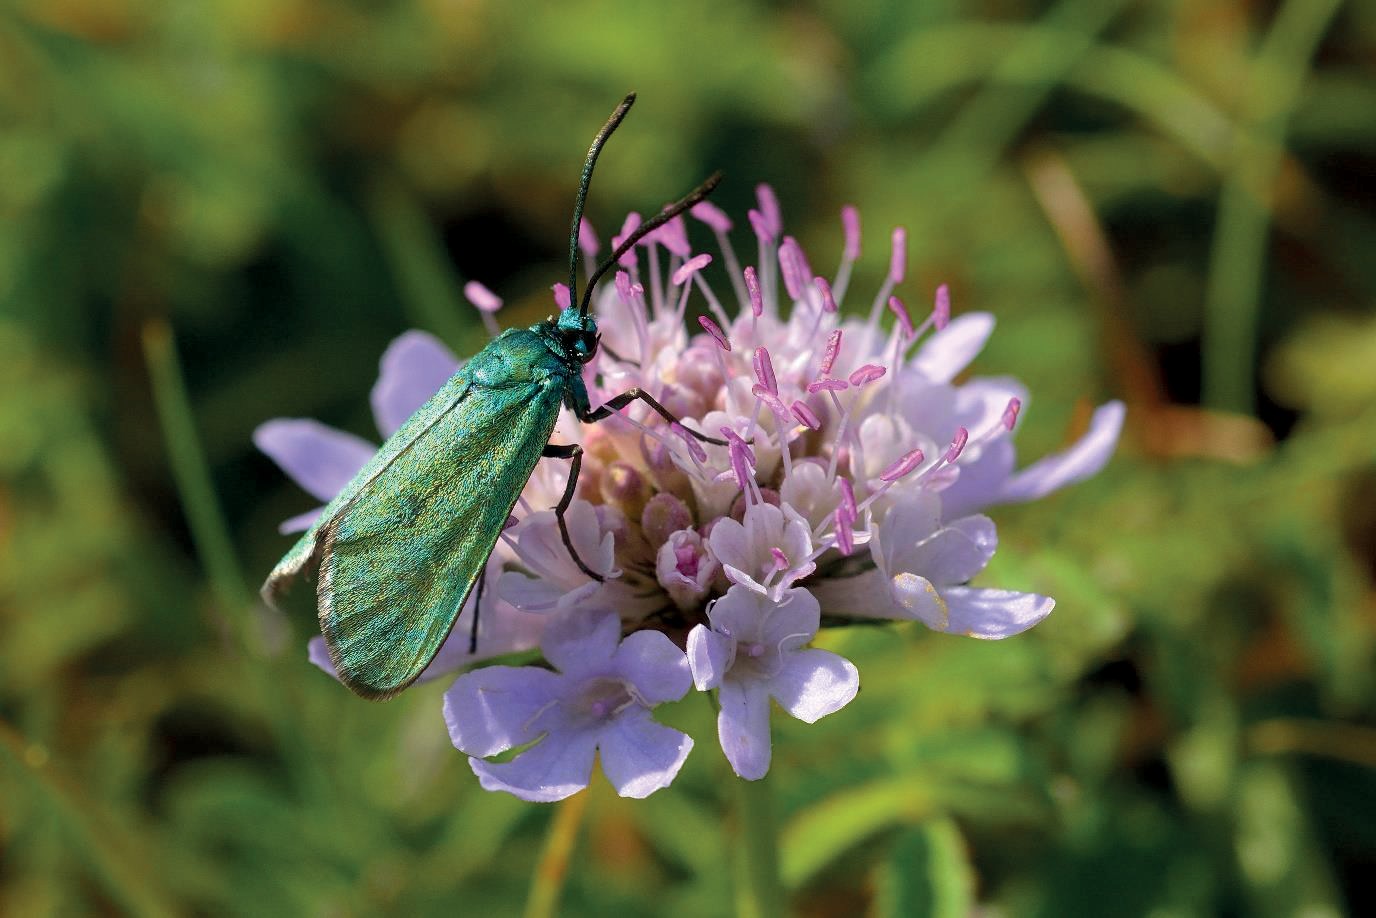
left=142, top=321, right=322, bottom=797
left=1201, top=0, right=1344, bottom=415
left=367, top=175, right=473, bottom=350
left=734, top=774, right=784, bottom=918
left=524, top=790, right=589, bottom=918
left=141, top=320, right=256, bottom=632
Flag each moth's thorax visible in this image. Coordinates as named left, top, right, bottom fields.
left=468, top=326, right=580, bottom=389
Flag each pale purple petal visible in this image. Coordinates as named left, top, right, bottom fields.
left=757, top=587, right=820, bottom=649
left=443, top=665, right=564, bottom=757
left=907, top=517, right=997, bottom=585
left=998, top=401, right=1125, bottom=503
left=939, top=587, right=1055, bottom=638
left=910, top=312, right=995, bottom=384
left=687, top=624, right=734, bottom=691
left=541, top=608, right=622, bottom=677
left=718, top=678, right=773, bottom=781
left=307, top=636, right=335, bottom=677
left=469, top=728, right=598, bottom=802
left=597, top=709, right=694, bottom=799
left=254, top=419, right=375, bottom=502
left=938, top=439, right=1016, bottom=519
left=721, top=563, right=768, bottom=596
left=810, top=569, right=914, bottom=621
left=770, top=648, right=859, bottom=723
left=611, top=630, right=692, bottom=704
left=280, top=508, right=323, bottom=535
left=370, top=330, right=461, bottom=436
left=889, top=573, right=949, bottom=628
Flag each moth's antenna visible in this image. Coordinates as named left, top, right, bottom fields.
left=569, top=93, right=636, bottom=314
left=579, top=171, right=723, bottom=317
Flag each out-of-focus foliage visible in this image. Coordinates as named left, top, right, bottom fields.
left=2, top=0, right=1374, bottom=915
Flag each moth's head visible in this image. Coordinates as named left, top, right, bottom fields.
left=555, top=308, right=600, bottom=364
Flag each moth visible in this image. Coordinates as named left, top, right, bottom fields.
left=262, top=94, right=724, bottom=699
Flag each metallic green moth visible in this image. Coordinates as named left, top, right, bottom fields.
left=262, top=94, right=722, bottom=699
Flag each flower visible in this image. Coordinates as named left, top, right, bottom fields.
left=259, top=182, right=1124, bottom=793
left=443, top=608, right=693, bottom=801
left=687, top=586, right=857, bottom=780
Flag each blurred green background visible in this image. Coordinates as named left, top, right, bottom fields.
left=3, top=0, right=1375, bottom=915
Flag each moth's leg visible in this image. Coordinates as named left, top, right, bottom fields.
left=468, top=565, right=487, bottom=654
left=542, top=443, right=604, bottom=582
left=579, top=388, right=729, bottom=446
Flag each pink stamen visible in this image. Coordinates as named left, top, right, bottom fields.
left=744, top=266, right=763, bottom=317
left=888, top=295, right=914, bottom=339
left=552, top=283, right=571, bottom=310
left=842, top=205, right=861, bottom=260
left=691, top=200, right=733, bottom=233
left=1002, top=397, right=1021, bottom=431
left=614, top=213, right=641, bottom=268
left=791, top=400, right=821, bottom=430
left=838, top=476, right=857, bottom=519
left=933, top=283, right=951, bottom=330
left=756, top=184, right=782, bottom=237
left=778, top=238, right=805, bottom=301
left=671, top=423, right=708, bottom=464
left=653, top=214, right=692, bottom=257
left=889, top=226, right=907, bottom=284
left=748, top=209, right=773, bottom=244
left=833, top=507, right=854, bottom=555
left=753, top=347, right=778, bottom=395
left=698, top=315, right=731, bottom=351
left=463, top=281, right=502, bottom=313
left=752, top=386, right=788, bottom=419
left=820, top=330, right=843, bottom=375
left=879, top=447, right=926, bottom=482
left=614, top=270, right=634, bottom=304
left=807, top=377, right=849, bottom=394
left=578, top=217, right=599, bottom=256
left=727, top=438, right=754, bottom=492
left=672, top=253, right=713, bottom=287
left=945, top=427, right=969, bottom=464
left=848, top=364, right=886, bottom=387
left=815, top=276, right=837, bottom=314
left=770, top=547, right=789, bottom=571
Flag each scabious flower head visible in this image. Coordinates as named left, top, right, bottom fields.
left=258, top=187, right=1124, bottom=799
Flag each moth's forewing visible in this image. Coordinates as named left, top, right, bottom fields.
left=264, top=329, right=574, bottom=699
left=262, top=368, right=474, bottom=618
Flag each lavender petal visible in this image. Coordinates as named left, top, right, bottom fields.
left=597, top=709, right=694, bottom=799
left=717, top=677, right=773, bottom=781
left=910, top=312, right=995, bottom=383
left=280, top=507, right=323, bottom=535
left=686, top=624, right=735, bottom=691
left=997, top=401, right=1125, bottom=503
left=541, top=607, right=622, bottom=677
left=611, top=630, right=693, bottom=704
left=254, top=419, right=375, bottom=502
left=940, top=587, right=1055, bottom=638
left=907, top=516, right=997, bottom=585
left=469, top=727, right=599, bottom=803
left=370, top=330, right=461, bottom=437
left=442, top=665, right=564, bottom=757
left=770, top=648, right=859, bottom=723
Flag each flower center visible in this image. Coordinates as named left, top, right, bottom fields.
left=573, top=676, right=638, bottom=722
left=674, top=543, right=700, bottom=578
